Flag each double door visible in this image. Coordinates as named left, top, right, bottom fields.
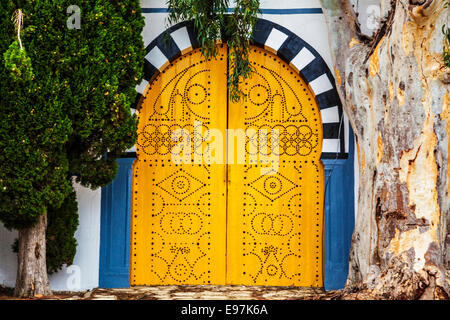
left=131, top=45, right=324, bottom=287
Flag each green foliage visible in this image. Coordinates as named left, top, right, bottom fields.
left=168, top=0, right=228, bottom=59
left=168, top=0, right=260, bottom=102
left=226, top=0, right=260, bottom=102
left=46, top=187, right=79, bottom=274
left=59, top=1, right=145, bottom=188
left=0, top=1, right=144, bottom=271
left=3, top=41, right=34, bottom=81
left=0, top=2, right=72, bottom=229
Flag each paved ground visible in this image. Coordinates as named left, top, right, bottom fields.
left=0, top=285, right=341, bottom=300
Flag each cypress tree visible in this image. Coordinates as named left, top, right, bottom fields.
left=0, top=1, right=144, bottom=297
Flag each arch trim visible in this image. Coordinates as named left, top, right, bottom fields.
left=133, top=19, right=347, bottom=160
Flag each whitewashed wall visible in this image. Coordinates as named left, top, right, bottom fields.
left=0, top=183, right=101, bottom=291
left=48, top=184, right=101, bottom=291
left=0, top=224, right=17, bottom=288
left=141, top=0, right=336, bottom=73
left=0, top=0, right=362, bottom=291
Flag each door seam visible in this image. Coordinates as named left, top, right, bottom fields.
left=224, top=44, right=230, bottom=284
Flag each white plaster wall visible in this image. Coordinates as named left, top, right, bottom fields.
left=0, top=183, right=101, bottom=291
left=0, top=225, right=18, bottom=288
left=49, top=183, right=101, bottom=291
left=140, top=0, right=336, bottom=74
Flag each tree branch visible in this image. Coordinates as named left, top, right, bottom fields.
left=320, top=0, right=370, bottom=65
left=364, top=1, right=397, bottom=63
left=380, top=0, right=396, bottom=19
left=406, top=0, right=442, bottom=21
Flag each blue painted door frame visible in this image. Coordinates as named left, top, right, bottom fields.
left=323, top=127, right=356, bottom=290
left=99, top=132, right=355, bottom=289
left=99, top=158, right=134, bottom=288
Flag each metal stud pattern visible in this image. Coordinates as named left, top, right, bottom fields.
left=131, top=47, right=228, bottom=285
left=226, top=47, right=324, bottom=287
left=131, top=46, right=324, bottom=287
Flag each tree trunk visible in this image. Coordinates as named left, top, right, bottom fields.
left=320, top=0, right=449, bottom=299
left=14, top=210, right=52, bottom=298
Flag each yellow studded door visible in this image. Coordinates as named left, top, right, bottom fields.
left=226, top=47, right=324, bottom=286
left=131, top=46, right=228, bottom=285
left=131, top=45, right=324, bottom=287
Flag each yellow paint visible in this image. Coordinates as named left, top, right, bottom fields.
left=131, top=47, right=228, bottom=285
left=349, top=38, right=360, bottom=49
left=131, top=46, right=324, bottom=287
left=227, top=47, right=324, bottom=287
left=368, top=37, right=384, bottom=77
left=376, top=132, right=383, bottom=165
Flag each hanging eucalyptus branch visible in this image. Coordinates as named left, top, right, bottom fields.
left=227, top=0, right=260, bottom=102
left=167, top=0, right=260, bottom=102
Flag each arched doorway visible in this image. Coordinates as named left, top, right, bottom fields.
left=130, top=45, right=324, bottom=287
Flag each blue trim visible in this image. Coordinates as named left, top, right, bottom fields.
left=142, top=8, right=323, bottom=14
left=258, top=8, right=323, bottom=14
left=142, top=8, right=168, bottom=13
left=323, top=127, right=356, bottom=290
left=99, top=158, right=135, bottom=288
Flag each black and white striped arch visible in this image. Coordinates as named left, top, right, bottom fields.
left=131, top=19, right=348, bottom=159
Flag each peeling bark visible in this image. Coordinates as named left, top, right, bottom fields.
left=320, top=0, right=449, bottom=299
left=14, top=211, right=52, bottom=298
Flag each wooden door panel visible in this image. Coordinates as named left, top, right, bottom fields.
left=226, top=46, right=324, bottom=287
left=131, top=46, right=228, bottom=285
